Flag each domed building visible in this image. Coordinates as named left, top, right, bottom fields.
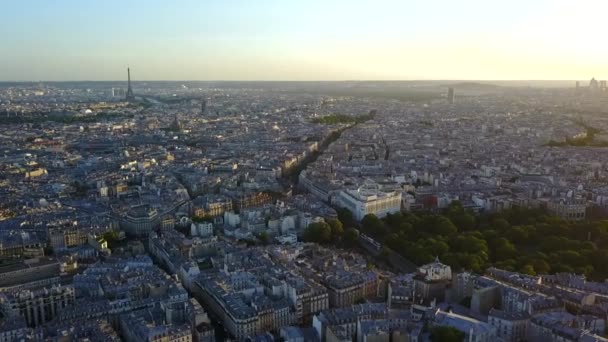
left=414, top=257, right=452, bottom=304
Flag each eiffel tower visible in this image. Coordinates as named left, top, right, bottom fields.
left=126, top=67, right=135, bottom=102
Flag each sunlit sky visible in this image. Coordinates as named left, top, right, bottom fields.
left=2, top=0, right=607, bottom=81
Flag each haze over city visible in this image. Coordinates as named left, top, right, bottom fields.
left=2, top=0, right=608, bottom=81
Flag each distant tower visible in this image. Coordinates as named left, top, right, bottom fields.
left=171, top=114, right=182, bottom=131
left=590, top=77, right=599, bottom=90
left=201, top=99, right=207, bottom=115
left=447, top=87, right=455, bottom=104
left=112, top=87, right=125, bottom=97
left=126, top=67, right=135, bottom=102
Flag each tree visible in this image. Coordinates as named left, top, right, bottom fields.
left=405, top=213, right=422, bottom=230
left=507, top=226, right=528, bottom=244
left=344, top=227, right=360, bottom=246
left=406, top=245, right=434, bottom=265
left=452, top=212, right=476, bottom=231
left=103, top=230, right=120, bottom=242
left=555, top=250, right=584, bottom=267
left=448, top=200, right=463, bottom=209
left=429, top=326, right=465, bottom=342
left=337, top=208, right=356, bottom=228
left=492, top=218, right=511, bottom=231
left=531, top=259, right=551, bottom=274
left=421, top=238, right=449, bottom=258
left=258, top=231, right=269, bottom=245
left=494, top=259, right=518, bottom=272
left=327, top=218, right=344, bottom=240
left=432, top=216, right=458, bottom=236
left=308, top=204, right=608, bottom=281
left=379, top=247, right=391, bottom=263
left=397, top=222, right=413, bottom=235
left=552, top=263, right=574, bottom=273
left=451, top=235, right=489, bottom=257
left=192, top=215, right=214, bottom=223
left=304, top=222, right=332, bottom=243
left=455, top=253, right=487, bottom=273
left=361, top=214, right=387, bottom=237
left=447, top=202, right=475, bottom=231
left=520, top=264, right=536, bottom=275
left=589, top=249, right=608, bottom=277
left=385, top=212, right=405, bottom=229
left=491, top=238, right=517, bottom=261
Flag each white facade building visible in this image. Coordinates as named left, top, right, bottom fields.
left=191, top=222, right=214, bottom=237
left=418, top=258, right=452, bottom=282
left=336, top=182, right=401, bottom=221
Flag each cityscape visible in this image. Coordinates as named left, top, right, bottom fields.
left=2, top=1, right=608, bottom=342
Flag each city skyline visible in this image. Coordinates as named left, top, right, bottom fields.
left=3, top=2, right=608, bottom=338
left=2, top=0, right=608, bottom=81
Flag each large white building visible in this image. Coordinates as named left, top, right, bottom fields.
left=336, top=182, right=401, bottom=221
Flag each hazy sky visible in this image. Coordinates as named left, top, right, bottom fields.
left=2, top=0, right=607, bottom=81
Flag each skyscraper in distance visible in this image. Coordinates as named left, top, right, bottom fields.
left=201, top=99, right=207, bottom=115
left=447, top=87, right=455, bottom=104
left=589, top=77, right=599, bottom=90
left=126, top=67, right=135, bottom=102
left=112, top=87, right=125, bottom=97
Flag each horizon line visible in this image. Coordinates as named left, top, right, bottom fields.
left=0, top=79, right=589, bottom=83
